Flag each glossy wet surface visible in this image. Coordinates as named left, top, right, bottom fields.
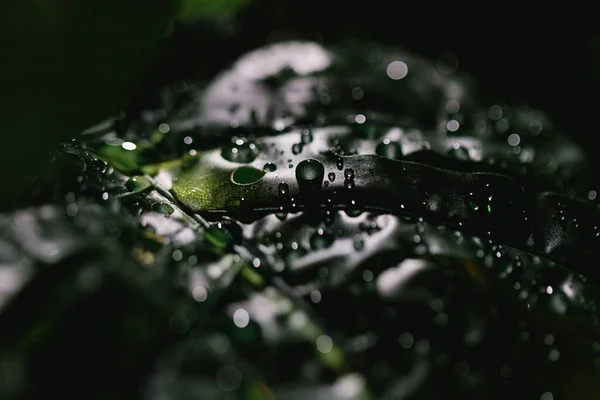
left=2, top=41, right=600, bottom=399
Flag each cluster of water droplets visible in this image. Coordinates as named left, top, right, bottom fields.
left=46, top=39, right=600, bottom=398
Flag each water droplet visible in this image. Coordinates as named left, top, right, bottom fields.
left=508, top=133, right=521, bottom=146
left=296, top=159, right=325, bottom=190
left=278, top=183, right=290, bottom=196
left=468, top=191, right=492, bottom=213
left=446, top=99, right=460, bottom=114
left=310, top=290, right=322, bottom=303
left=387, top=60, right=408, bottom=80
left=92, top=158, right=108, bottom=173
left=192, top=286, right=207, bottom=302
left=233, top=309, right=250, bottom=328
left=548, top=349, right=560, bottom=361
left=316, top=335, right=333, bottom=353
left=355, top=114, right=366, bottom=124
left=122, top=141, right=137, bottom=151
left=66, top=203, right=78, bottom=217
left=345, top=203, right=362, bottom=217
left=221, top=139, right=259, bottom=163
left=172, top=249, right=183, bottom=261
left=126, top=176, right=151, bottom=193
left=488, top=105, right=503, bottom=120
left=588, top=190, right=597, bottom=201
left=231, top=166, right=265, bottom=185
left=292, top=143, right=303, bottom=155
left=152, top=202, right=175, bottom=215
left=446, top=120, right=460, bottom=132
left=159, top=123, right=171, bottom=134
left=328, top=172, right=336, bottom=182
left=344, top=168, right=355, bottom=180
left=263, top=163, right=277, bottom=172
left=353, top=237, right=364, bottom=250
left=336, top=156, right=344, bottom=170
left=301, top=129, right=313, bottom=144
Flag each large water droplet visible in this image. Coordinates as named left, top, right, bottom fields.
left=296, top=159, right=325, bottom=188
left=92, top=158, right=108, bottom=174
left=231, top=166, right=265, bottom=185
left=126, top=176, right=152, bottom=193
left=344, top=168, right=355, bottom=180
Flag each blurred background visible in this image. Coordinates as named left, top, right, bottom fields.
left=1, top=0, right=599, bottom=210
left=1, top=2, right=600, bottom=399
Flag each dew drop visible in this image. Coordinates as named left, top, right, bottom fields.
left=221, top=139, right=259, bottom=163
left=292, top=143, right=303, bottom=155
left=296, top=159, right=325, bottom=190
left=231, top=166, right=265, bottom=185
left=263, top=162, right=277, bottom=172
left=336, top=156, right=344, bottom=170
left=353, top=238, right=365, bottom=250
left=278, top=183, right=290, bottom=196
left=152, top=202, right=175, bottom=215
left=126, top=176, right=152, bottom=193
left=301, top=130, right=313, bottom=144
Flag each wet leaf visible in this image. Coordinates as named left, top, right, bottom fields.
left=4, top=39, right=600, bottom=399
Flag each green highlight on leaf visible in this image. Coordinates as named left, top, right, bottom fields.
left=204, top=225, right=233, bottom=250
left=122, top=176, right=153, bottom=197
left=241, top=265, right=264, bottom=286
left=96, top=142, right=142, bottom=173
